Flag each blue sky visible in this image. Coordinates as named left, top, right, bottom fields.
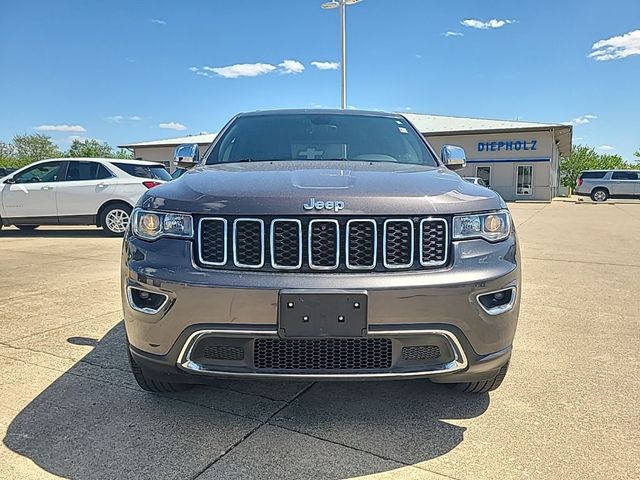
left=1, top=0, right=638, bottom=160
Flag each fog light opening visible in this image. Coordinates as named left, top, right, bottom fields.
left=477, top=287, right=516, bottom=315
left=127, top=287, right=169, bottom=314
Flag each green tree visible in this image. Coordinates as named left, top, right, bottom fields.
left=0, top=141, right=17, bottom=167
left=12, top=134, right=61, bottom=167
left=66, top=138, right=113, bottom=158
left=560, top=145, right=599, bottom=188
left=114, top=148, right=134, bottom=159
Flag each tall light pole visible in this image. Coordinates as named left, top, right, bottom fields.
left=320, top=0, right=361, bottom=109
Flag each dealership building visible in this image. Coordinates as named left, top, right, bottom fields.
left=119, top=113, right=572, bottom=202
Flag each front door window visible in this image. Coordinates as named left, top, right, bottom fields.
left=517, top=165, right=533, bottom=195
left=476, top=166, right=491, bottom=188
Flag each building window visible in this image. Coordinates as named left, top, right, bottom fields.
left=516, top=165, right=533, bottom=195
left=476, top=166, right=491, bottom=188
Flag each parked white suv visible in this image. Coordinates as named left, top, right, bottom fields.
left=0, top=158, right=171, bottom=235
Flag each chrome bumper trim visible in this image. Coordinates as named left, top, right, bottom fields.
left=126, top=286, right=169, bottom=315
left=476, top=286, right=518, bottom=316
left=176, top=328, right=468, bottom=378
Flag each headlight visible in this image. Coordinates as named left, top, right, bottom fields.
left=453, top=210, right=512, bottom=242
left=131, top=208, right=193, bottom=240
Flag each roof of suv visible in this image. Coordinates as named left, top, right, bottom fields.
left=24, top=157, right=165, bottom=167
left=235, top=108, right=403, bottom=118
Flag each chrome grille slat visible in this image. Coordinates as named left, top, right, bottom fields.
left=420, top=218, right=448, bottom=267
left=270, top=219, right=303, bottom=270
left=199, top=217, right=449, bottom=272
left=308, top=219, right=340, bottom=270
left=198, top=218, right=228, bottom=266
left=383, top=219, right=414, bottom=269
left=233, top=219, right=265, bottom=268
left=346, top=219, right=377, bottom=270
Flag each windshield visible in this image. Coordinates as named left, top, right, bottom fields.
left=205, top=113, right=439, bottom=166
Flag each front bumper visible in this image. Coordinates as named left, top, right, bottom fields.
left=122, top=232, right=520, bottom=382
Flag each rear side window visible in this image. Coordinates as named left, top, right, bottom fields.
left=580, top=171, right=607, bottom=179
left=112, top=163, right=171, bottom=181
left=611, top=171, right=639, bottom=180
left=65, top=161, right=114, bottom=181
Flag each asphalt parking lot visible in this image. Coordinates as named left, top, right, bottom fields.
left=0, top=201, right=638, bottom=480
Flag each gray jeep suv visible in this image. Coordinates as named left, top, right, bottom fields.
left=122, top=110, right=520, bottom=394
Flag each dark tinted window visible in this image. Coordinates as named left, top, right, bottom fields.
left=206, top=113, right=439, bottom=166
left=65, top=161, right=114, bottom=181
left=611, top=171, right=639, bottom=180
left=171, top=168, right=186, bottom=179
left=97, top=164, right=112, bottom=179
left=580, top=171, right=607, bottom=179
left=13, top=161, right=64, bottom=183
left=112, top=163, right=171, bottom=181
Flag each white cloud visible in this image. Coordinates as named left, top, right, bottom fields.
left=461, top=19, right=515, bottom=30
left=589, top=30, right=640, bottom=61
left=415, top=54, right=423, bottom=59
left=159, top=122, right=187, bottom=131
left=597, top=145, right=615, bottom=151
left=442, top=31, right=464, bottom=37
left=188, top=66, right=199, bottom=72
left=347, top=105, right=357, bottom=110
left=105, top=115, right=141, bottom=122
left=34, top=124, right=86, bottom=133
left=311, top=61, right=340, bottom=70
left=279, top=59, right=305, bottom=74
left=149, top=18, right=166, bottom=25
left=203, top=63, right=277, bottom=78
left=568, top=114, right=597, bottom=125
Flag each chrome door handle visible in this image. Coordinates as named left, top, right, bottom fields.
left=97, top=183, right=108, bottom=188
left=41, top=185, right=54, bottom=191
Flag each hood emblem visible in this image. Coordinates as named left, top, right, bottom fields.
left=303, top=198, right=345, bottom=213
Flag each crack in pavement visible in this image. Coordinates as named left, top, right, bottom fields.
left=265, top=423, right=462, bottom=480
left=523, top=256, right=640, bottom=268
left=3, top=309, right=122, bottom=344
left=190, top=382, right=317, bottom=480
left=511, top=202, right=550, bottom=230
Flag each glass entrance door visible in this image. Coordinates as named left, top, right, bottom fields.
left=517, top=165, right=533, bottom=196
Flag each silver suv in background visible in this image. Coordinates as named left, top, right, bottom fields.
left=575, top=170, right=640, bottom=202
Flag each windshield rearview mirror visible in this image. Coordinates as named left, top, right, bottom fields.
left=441, top=145, right=467, bottom=171
left=174, top=144, right=200, bottom=168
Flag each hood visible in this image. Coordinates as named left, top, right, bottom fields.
left=140, top=161, right=504, bottom=216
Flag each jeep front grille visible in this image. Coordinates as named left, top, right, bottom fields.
left=254, top=338, right=392, bottom=370
left=198, top=216, right=449, bottom=272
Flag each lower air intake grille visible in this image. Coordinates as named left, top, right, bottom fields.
left=401, top=345, right=441, bottom=361
left=254, top=338, right=392, bottom=370
left=202, top=345, right=245, bottom=361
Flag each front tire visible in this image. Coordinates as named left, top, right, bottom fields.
left=448, top=362, right=510, bottom=393
left=16, top=225, right=39, bottom=231
left=128, top=349, right=192, bottom=393
left=591, top=188, right=608, bottom=202
left=101, top=203, right=132, bottom=236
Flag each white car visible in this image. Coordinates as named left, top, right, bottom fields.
left=0, top=158, right=171, bottom=235
left=463, top=176, right=488, bottom=187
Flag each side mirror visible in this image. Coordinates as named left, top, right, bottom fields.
left=174, top=143, right=200, bottom=169
left=4, top=177, right=16, bottom=184
left=441, top=145, right=467, bottom=171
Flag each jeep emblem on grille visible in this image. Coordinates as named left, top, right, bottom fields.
left=303, top=198, right=345, bottom=213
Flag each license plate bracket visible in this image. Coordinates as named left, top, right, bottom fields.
left=278, top=290, right=368, bottom=338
